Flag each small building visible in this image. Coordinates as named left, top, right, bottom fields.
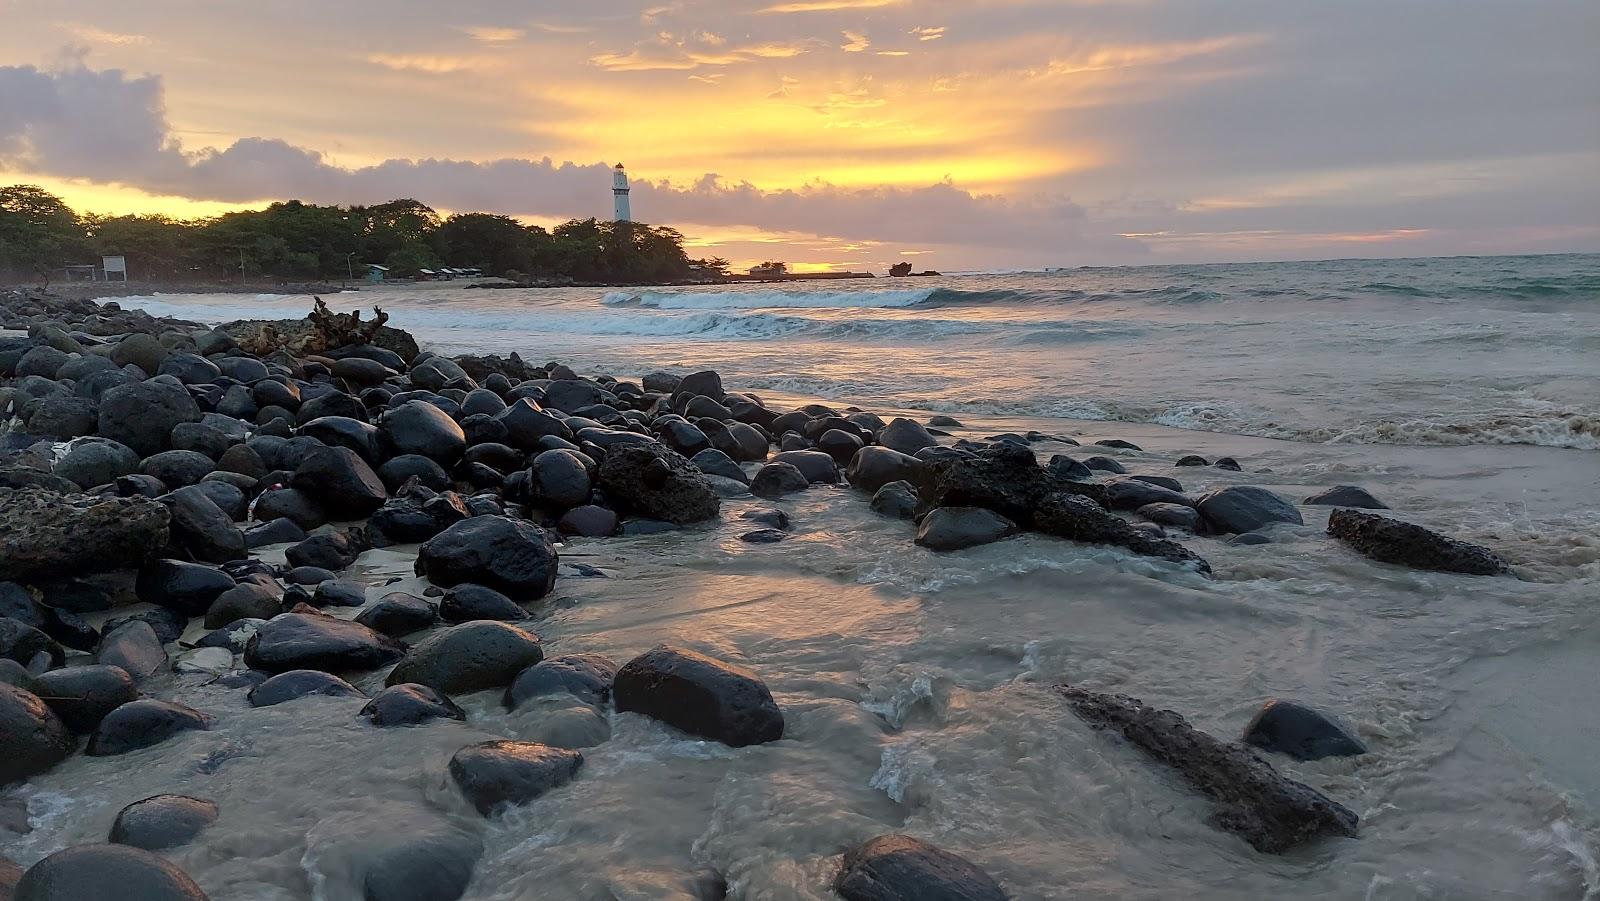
left=365, top=264, right=389, bottom=283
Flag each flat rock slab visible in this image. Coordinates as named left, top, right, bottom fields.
left=1058, top=684, right=1358, bottom=853
left=1327, top=508, right=1508, bottom=575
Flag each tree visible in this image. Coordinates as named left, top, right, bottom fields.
left=435, top=213, right=537, bottom=277
left=86, top=214, right=198, bottom=280
left=0, top=185, right=85, bottom=286
left=384, top=239, right=440, bottom=279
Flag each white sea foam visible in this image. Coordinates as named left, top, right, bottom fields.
left=601, top=287, right=938, bottom=309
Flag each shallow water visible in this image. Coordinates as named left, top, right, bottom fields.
left=5, top=257, right=1599, bottom=899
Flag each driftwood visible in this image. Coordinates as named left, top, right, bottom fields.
left=221, top=298, right=417, bottom=363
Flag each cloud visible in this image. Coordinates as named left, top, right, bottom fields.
left=457, top=26, right=525, bottom=44
left=0, top=60, right=1108, bottom=257
left=366, top=53, right=491, bottom=75
left=911, top=27, right=945, bottom=41
left=591, top=34, right=812, bottom=71
left=56, top=23, right=149, bottom=46
left=841, top=31, right=870, bottom=53
left=760, top=0, right=903, bottom=12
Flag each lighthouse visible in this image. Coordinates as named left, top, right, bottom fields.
left=612, top=163, right=632, bottom=222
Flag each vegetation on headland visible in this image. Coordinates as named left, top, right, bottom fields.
left=0, top=185, right=731, bottom=286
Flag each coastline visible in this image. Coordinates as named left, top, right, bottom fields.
left=0, top=291, right=1595, bottom=899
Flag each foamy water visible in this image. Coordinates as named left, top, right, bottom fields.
left=6, top=254, right=1597, bottom=899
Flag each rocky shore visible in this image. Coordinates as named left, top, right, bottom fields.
left=0, top=292, right=1517, bottom=899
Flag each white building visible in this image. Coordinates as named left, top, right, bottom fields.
left=612, top=163, right=632, bottom=222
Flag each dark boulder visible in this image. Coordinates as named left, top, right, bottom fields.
left=243, top=612, right=406, bottom=674
left=0, top=618, right=63, bottom=670
left=771, top=450, right=838, bottom=484
left=750, top=462, right=809, bottom=499
left=415, top=516, right=559, bottom=601
left=870, top=481, right=919, bottom=520
left=741, top=508, right=791, bottom=531
left=449, top=740, right=583, bottom=816
left=1058, top=685, right=1358, bottom=853
left=1135, top=503, right=1201, bottom=531
left=1242, top=699, right=1368, bottom=762
left=204, top=582, right=282, bottom=630
left=302, top=802, right=480, bottom=901
left=846, top=447, right=925, bottom=494
left=97, top=379, right=202, bottom=457
left=1046, top=455, right=1093, bottom=480
left=1195, top=486, right=1303, bottom=534
left=86, top=699, right=212, bottom=756
left=657, top=419, right=711, bottom=457
left=385, top=621, right=543, bottom=694
left=1094, top=438, right=1143, bottom=450
left=378, top=454, right=450, bottom=492
left=816, top=429, right=864, bottom=466
left=833, top=834, right=1007, bottom=901
left=495, top=400, right=573, bottom=450
left=740, top=528, right=787, bottom=544
left=248, top=670, right=365, bottom=707
left=876, top=418, right=939, bottom=456
left=354, top=593, right=438, bottom=637
left=12, top=843, right=209, bottom=901
left=1303, top=486, right=1388, bottom=509
left=96, top=621, right=167, bottom=682
left=1176, top=454, right=1209, bottom=467
left=359, top=683, right=466, bottom=727
left=136, top=559, right=235, bottom=617
left=104, top=608, right=187, bottom=645
left=161, top=486, right=245, bottom=564
left=613, top=645, right=783, bottom=747
left=0, top=489, right=170, bottom=583
left=1035, top=494, right=1210, bottom=573
left=0, top=683, right=75, bottom=784
left=52, top=437, right=141, bottom=488
left=530, top=449, right=592, bottom=510
left=370, top=489, right=471, bottom=544
left=1082, top=456, right=1126, bottom=474
left=1104, top=479, right=1193, bottom=511
left=291, top=447, right=387, bottom=519
left=381, top=400, right=466, bottom=464
left=32, top=664, right=138, bottom=733
left=914, top=507, right=1019, bottom=551
left=440, top=584, right=527, bottom=623
left=251, top=488, right=325, bottom=532
left=556, top=505, right=619, bottom=538
left=921, top=443, right=1103, bottom=527
left=1327, top=509, right=1507, bottom=575
left=284, top=530, right=365, bottom=572
left=141, top=450, right=215, bottom=489
left=109, top=795, right=219, bottom=851
left=690, top=448, right=748, bottom=484
left=505, top=654, right=618, bottom=709
left=597, top=443, right=720, bottom=524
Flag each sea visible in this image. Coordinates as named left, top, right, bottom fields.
left=5, top=253, right=1599, bottom=899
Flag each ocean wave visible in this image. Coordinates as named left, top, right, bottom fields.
left=601, top=288, right=940, bottom=309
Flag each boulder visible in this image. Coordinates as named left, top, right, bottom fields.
left=530, top=449, right=593, bottom=510
left=0, top=618, right=63, bottom=669
left=86, top=699, right=212, bottom=756
left=415, top=516, right=558, bottom=601
left=248, top=670, right=365, bottom=707
left=847, top=447, right=926, bottom=494
left=689, top=448, right=748, bottom=484
left=750, top=462, right=809, bottom=499
left=922, top=443, right=1104, bottom=527
left=109, top=795, right=219, bottom=851
left=834, top=834, right=1007, bottom=901
left=141, top=450, right=214, bottom=489
left=1058, top=685, right=1358, bottom=853
left=870, top=481, right=919, bottom=520
left=556, top=505, right=618, bottom=538
left=440, top=584, right=527, bottom=623
left=1035, top=494, right=1210, bottom=573
left=914, top=507, right=1019, bottom=551
left=449, top=740, right=584, bottom=816
left=1195, top=486, right=1303, bottom=534
left=495, top=400, right=573, bottom=450
left=161, top=486, right=245, bottom=564
left=1303, top=486, right=1388, bottom=509
left=369, top=489, right=470, bottom=544
left=378, top=454, right=451, bottom=493
left=1242, top=699, right=1368, bottom=762
left=354, top=593, right=438, bottom=638
left=32, top=665, right=138, bottom=733
left=381, top=400, right=466, bottom=464
left=1104, top=479, right=1194, bottom=511
left=12, top=844, right=208, bottom=901
left=1082, top=456, right=1126, bottom=474
left=96, top=621, right=167, bottom=682
left=1327, top=509, right=1508, bottom=575
left=740, top=528, right=786, bottom=544
left=876, top=418, right=939, bottom=456
left=359, top=683, right=466, bottom=727
left=0, top=683, right=75, bottom=784
left=613, top=645, right=783, bottom=747
left=135, top=560, right=235, bottom=617
left=596, top=443, right=720, bottom=525
left=284, top=531, right=364, bottom=572
left=243, top=613, right=406, bottom=674
left=204, top=582, right=282, bottom=629
left=301, top=802, right=481, bottom=901
left=97, top=379, right=202, bottom=457
left=251, top=488, right=325, bottom=532
left=816, top=429, right=864, bottom=466
left=26, top=395, right=97, bottom=439
left=771, top=450, right=839, bottom=484
left=111, top=332, right=171, bottom=373
left=170, top=422, right=232, bottom=460
left=385, top=621, right=543, bottom=694
left=0, top=490, right=169, bottom=583
left=52, top=437, right=141, bottom=488
left=291, top=447, right=387, bottom=519
left=505, top=654, right=618, bottom=709
left=1136, top=503, right=1201, bottom=531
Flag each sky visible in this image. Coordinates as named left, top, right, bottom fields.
left=1, top=0, right=1597, bottom=272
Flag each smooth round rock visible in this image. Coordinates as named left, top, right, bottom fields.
left=612, top=645, right=783, bottom=747
left=505, top=654, right=618, bottom=709
left=385, top=621, right=543, bottom=694
left=247, top=670, right=365, bottom=708
left=0, top=683, right=75, bottom=784
left=448, top=740, right=583, bottom=816
left=1242, top=698, right=1369, bottom=761
left=914, top=507, right=1018, bottom=551
left=834, top=834, right=1006, bottom=901
left=359, top=683, right=467, bottom=727
left=354, top=593, right=439, bottom=638
left=109, top=795, right=219, bottom=851
left=14, top=843, right=209, bottom=900
left=32, top=665, right=138, bottom=733
left=85, top=699, right=211, bottom=756
left=439, top=583, right=528, bottom=623
left=415, top=516, right=559, bottom=602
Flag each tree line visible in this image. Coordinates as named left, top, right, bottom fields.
left=0, top=185, right=731, bottom=286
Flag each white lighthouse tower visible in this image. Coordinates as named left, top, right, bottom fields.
left=612, top=163, right=632, bottom=222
